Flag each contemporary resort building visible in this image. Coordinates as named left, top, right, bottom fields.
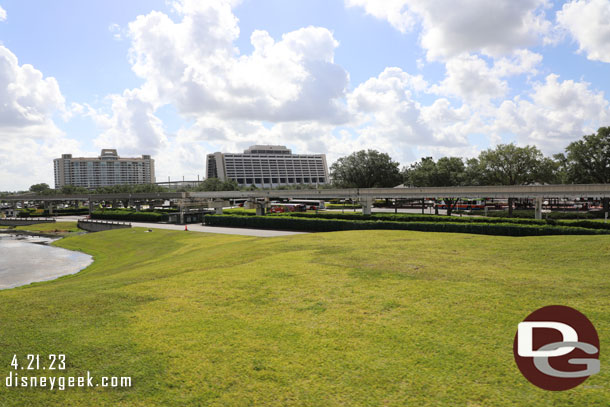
left=53, top=149, right=155, bottom=189
left=206, top=145, right=329, bottom=188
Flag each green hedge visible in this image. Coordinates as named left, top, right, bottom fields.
left=91, top=210, right=167, bottom=222
left=325, top=203, right=362, bottom=209
left=273, top=211, right=544, bottom=225
left=17, top=208, right=89, bottom=217
left=268, top=211, right=610, bottom=230
left=481, top=209, right=606, bottom=220
left=222, top=208, right=257, bottom=216
left=203, top=215, right=609, bottom=236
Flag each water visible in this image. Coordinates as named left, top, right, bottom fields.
left=0, top=234, right=93, bottom=289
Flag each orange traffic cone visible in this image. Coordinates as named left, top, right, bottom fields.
left=184, top=224, right=188, bottom=231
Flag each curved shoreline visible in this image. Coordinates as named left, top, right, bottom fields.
left=0, top=232, right=93, bottom=290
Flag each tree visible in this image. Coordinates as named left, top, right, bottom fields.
left=29, top=183, right=52, bottom=195
left=403, top=157, right=466, bottom=215
left=194, top=178, right=238, bottom=192
left=330, top=150, right=402, bottom=188
left=559, top=127, right=610, bottom=213
left=468, top=144, right=555, bottom=215
left=60, top=185, right=89, bottom=194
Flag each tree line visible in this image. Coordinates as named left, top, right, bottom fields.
left=330, top=127, right=610, bottom=214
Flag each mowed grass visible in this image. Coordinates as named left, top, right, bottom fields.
left=14, top=221, right=80, bottom=235
left=0, top=229, right=608, bottom=406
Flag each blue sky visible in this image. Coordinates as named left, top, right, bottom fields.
left=0, top=0, right=609, bottom=189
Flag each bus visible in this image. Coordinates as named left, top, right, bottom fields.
left=435, top=198, right=487, bottom=210
left=287, top=200, right=326, bottom=210
left=269, top=203, right=306, bottom=213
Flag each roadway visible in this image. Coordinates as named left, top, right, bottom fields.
left=58, top=216, right=305, bottom=238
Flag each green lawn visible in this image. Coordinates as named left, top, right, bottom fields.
left=0, top=229, right=608, bottom=406
left=14, top=221, right=80, bottom=235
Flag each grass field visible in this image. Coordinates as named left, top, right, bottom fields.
left=14, top=221, right=80, bottom=235
left=0, top=228, right=608, bottom=406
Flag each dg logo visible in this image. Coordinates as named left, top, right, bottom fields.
left=513, top=305, right=600, bottom=391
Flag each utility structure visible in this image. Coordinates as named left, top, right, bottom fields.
left=3, top=184, right=610, bottom=221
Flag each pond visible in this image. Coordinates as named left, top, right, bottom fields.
left=0, top=234, right=92, bottom=290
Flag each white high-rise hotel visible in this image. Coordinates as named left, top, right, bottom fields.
left=53, top=149, right=155, bottom=189
left=206, top=145, right=329, bottom=188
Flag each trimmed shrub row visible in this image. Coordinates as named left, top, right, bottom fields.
left=91, top=210, right=167, bottom=222
left=18, top=208, right=90, bottom=217
left=203, top=215, right=609, bottom=236
left=268, top=211, right=610, bottom=230
left=481, top=209, right=607, bottom=220
left=222, top=208, right=258, bottom=216
left=325, top=203, right=362, bottom=209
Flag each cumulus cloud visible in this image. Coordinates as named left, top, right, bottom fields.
left=0, top=6, right=6, bottom=22
left=347, top=67, right=477, bottom=163
left=346, top=0, right=554, bottom=60
left=89, top=86, right=167, bottom=155
left=0, top=46, right=84, bottom=190
left=431, top=50, right=543, bottom=105
left=491, top=74, right=610, bottom=151
left=557, top=0, right=610, bottom=63
left=345, top=0, right=414, bottom=33
left=0, top=46, right=65, bottom=128
left=125, top=0, right=349, bottom=123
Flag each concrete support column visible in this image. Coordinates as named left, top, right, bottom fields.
left=535, top=196, right=543, bottom=220
left=88, top=201, right=94, bottom=215
left=135, top=203, right=141, bottom=212
left=362, top=198, right=373, bottom=216
left=48, top=203, right=54, bottom=216
left=255, top=199, right=268, bottom=216
left=421, top=198, right=425, bottom=214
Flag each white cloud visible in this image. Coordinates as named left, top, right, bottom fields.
left=491, top=74, right=610, bottom=151
left=0, top=5, right=6, bottom=22
left=345, top=0, right=414, bottom=33
left=0, top=46, right=65, bottom=128
left=557, top=0, right=610, bottom=63
left=345, top=0, right=554, bottom=60
left=431, top=55, right=508, bottom=105
left=0, top=46, right=84, bottom=190
left=89, top=86, right=167, bottom=156
left=430, top=50, right=543, bottom=105
left=347, top=67, right=476, bottom=163
left=125, top=0, right=349, bottom=123
left=108, top=23, right=123, bottom=41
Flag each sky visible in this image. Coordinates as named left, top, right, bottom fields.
left=0, top=0, right=609, bottom=190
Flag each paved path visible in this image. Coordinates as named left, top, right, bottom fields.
left=57, top=216, right=305, bottom=237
